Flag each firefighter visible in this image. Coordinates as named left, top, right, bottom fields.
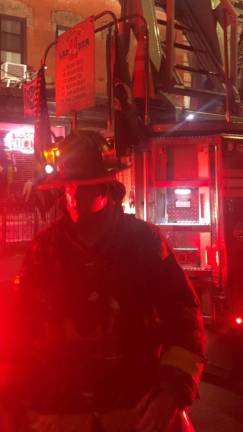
left=0, top=129, right=205, bottom=431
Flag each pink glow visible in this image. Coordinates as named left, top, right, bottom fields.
left=4, top=127, right=34, bottom=154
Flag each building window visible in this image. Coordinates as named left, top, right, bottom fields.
left=56, top=25, right=69, bottom=38
left=0, top=14, right=26, bottom=64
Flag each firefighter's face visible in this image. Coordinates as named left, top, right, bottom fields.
left=65, top=183, right=108, bottom=223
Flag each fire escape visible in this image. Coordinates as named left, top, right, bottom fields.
left=121, top=0, right=241, bottom=126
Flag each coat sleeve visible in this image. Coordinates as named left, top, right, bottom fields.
left=148, top=225, right=206, bottom=407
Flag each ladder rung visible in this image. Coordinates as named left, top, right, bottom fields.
left=175, top=64, right=221, bottom=76
left=157, top=18, right=192, bottom=32
left=174, top=42, right=207, bottom=54
left=160, top=84, right=226, bottom=98
left=162, top=41, right=207, bottom=54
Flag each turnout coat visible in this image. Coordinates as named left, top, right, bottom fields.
left=0, top=210, right=205, bottom=415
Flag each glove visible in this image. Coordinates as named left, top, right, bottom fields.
left=134, top=387, right=178, bottom=432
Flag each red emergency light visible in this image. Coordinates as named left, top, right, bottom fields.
left=235, top=317, right=243, bottom=325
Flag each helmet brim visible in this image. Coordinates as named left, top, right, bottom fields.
left=36, top=165, right=129, bottom=190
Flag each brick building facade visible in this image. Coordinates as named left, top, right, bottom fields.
left=0, top=0, right=120, bottom=87
left=0, top=0, right=122, bottom=249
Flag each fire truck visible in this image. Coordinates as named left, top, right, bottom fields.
left=116, top=0, right=243, bottom=330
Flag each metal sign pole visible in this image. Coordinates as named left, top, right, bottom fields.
left=223, top=10, right=231, bottom=124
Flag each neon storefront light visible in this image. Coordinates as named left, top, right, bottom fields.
left=4, top=127, right=34, bottom=155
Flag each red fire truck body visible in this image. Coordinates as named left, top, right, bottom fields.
left=130, top=121, right=243, bottom=328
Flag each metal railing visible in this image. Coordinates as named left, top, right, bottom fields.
left=0, top=202, right=59, bottom=253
